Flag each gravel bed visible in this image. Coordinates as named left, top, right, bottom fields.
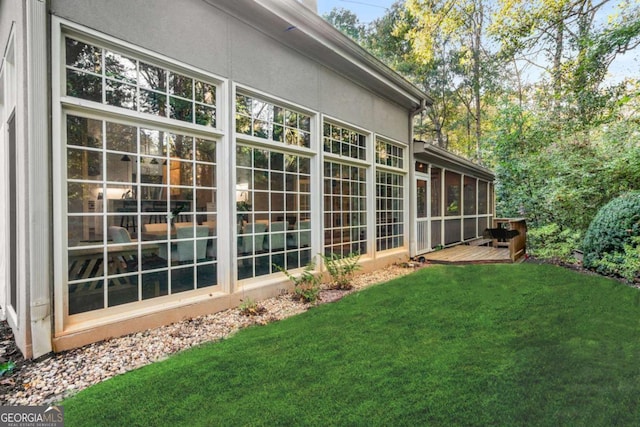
left=0, top=263, right=420, bottom=406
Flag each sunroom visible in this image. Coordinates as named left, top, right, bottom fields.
left=411, top=142, right=495, bottom=256
left=44, top=0, right=428, bottom=353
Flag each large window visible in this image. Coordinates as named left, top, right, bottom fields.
left=376, top=139, right=403, bottom=169
left=65, top=115, right=219, bottom=314
left=236, top=145, right=311, bottom=279
left=65, top=37, right=217, bottom=127
left=65, top=37, right=216, bottom=127
left=322, top=122, right=368, bottom=257
left=376, top=171, right=404, bottom=251
left=236, top=94, right=310, bottom=148
left=375, top=139, right=406, bottom=252
left=61, top=32, right=222, bottom=317
left=235, top=93, right=313, bottom=280
left=323, top=122, right=366, bottom=160
left=323, top=162, right=367, bottom=257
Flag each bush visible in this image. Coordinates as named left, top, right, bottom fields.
left=591, top=237, right=640, bottom=283
left=274, top=260, right=321, bottom=303
left=582, top=191, right=640, bottom=273
left=527, top=223, right=582, bottom=261
left=320, top=252, right=361, bottom=290
left=238, top=298, right=267, bottom=316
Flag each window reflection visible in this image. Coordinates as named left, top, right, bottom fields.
left=65, top=37, right=217, bottom=128
left=323, top=161, right=367, bottom=257
left=65, top=114, right=219, bottom=316
left=376, top=170, right=404, bottom=251
left=323, top=122, right=367, bottom=161
left=235, top=94, right=311, bottom=148
left=236, top=145, right=312, bottom=280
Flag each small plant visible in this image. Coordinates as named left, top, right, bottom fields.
left=320, top=252, right=361, bottom=290
left=0, top=361, right=15, bottom=377
left=274, top=260, right=321, bottom=303
left=238, top=298, right=267, bottom=317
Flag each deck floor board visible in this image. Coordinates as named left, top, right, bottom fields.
left=422, top=245, right=512, bottom=264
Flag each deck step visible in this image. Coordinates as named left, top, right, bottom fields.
left=467, top=238, right=493, bottom=247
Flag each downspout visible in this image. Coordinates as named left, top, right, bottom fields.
left=408, top=99, right=427, bottom=259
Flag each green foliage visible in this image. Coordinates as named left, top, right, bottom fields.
left=274, top=260, right=321, bottom=303
left=491, top=105, right=640, bottom=255
left=527, top=223, right=582, bottom=261
left=238, top=298, right=266, bottom=317
left=320, top=252, right=361, bottom=290
left=591, top=237, right=640, bottom=283
left=583, top=191, right=640, bottom=273
left=322, top=8, right=366, bottom=44
left=0, top=361, right=15, bottom=377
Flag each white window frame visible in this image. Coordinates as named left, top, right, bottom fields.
left=52, top=18, right=229, bottom=334
left=373, top=135, right=409, bottom=254
left=232, top=84, right=319, bottom=288
left=1, top=26, right=17, bottom=325
left=321, top=117, right=372, bottom=258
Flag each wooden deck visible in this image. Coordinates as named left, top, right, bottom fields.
left=422, top=245, right=513, bottom=264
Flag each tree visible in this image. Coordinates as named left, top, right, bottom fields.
left=322, top=8, right=367, bottom=45
left=366, top=2, right=456, bottom=147
left=491, top=0, right=640, bottom=127
left=403, top=0, right=500, bottom=160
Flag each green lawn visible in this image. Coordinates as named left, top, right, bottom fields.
left=62, top=264, right=640, bottom=426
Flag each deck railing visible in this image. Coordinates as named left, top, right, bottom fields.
left=492, top=218, right=527, bottom=261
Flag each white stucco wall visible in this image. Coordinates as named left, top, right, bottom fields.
left=50, top=0, right=410, bottom=141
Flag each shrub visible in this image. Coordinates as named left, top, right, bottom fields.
left=238, top=298, right=267, bottom=316
left=582, top=191, right=640, bottom=272
left=591, top=237, right=640, bottom=283
left=274, top=260, right=321, bottom=303
left=320, top=252, right=361, bottom=290
left=527, top=223, right=582, bottom=261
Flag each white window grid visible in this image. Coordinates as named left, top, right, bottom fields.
left=64, top=37, right=218, bottom=128
left=65, top=112, right=219, bottom=315
left=375, top=170, right=405, bottom=251
left=323, top=122, right=367, bottom=161
left=376, top=139, right=404, bottom=169
left=236, top=144, right=312, bottom=280
left=323, top=161, right=368, bottom=257
left=235, top=93, right=311, bottom=148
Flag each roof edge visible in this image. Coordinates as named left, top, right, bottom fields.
left=413, top=141, right=495, bottom=180
left=252, top=0, right=433, bottom=109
